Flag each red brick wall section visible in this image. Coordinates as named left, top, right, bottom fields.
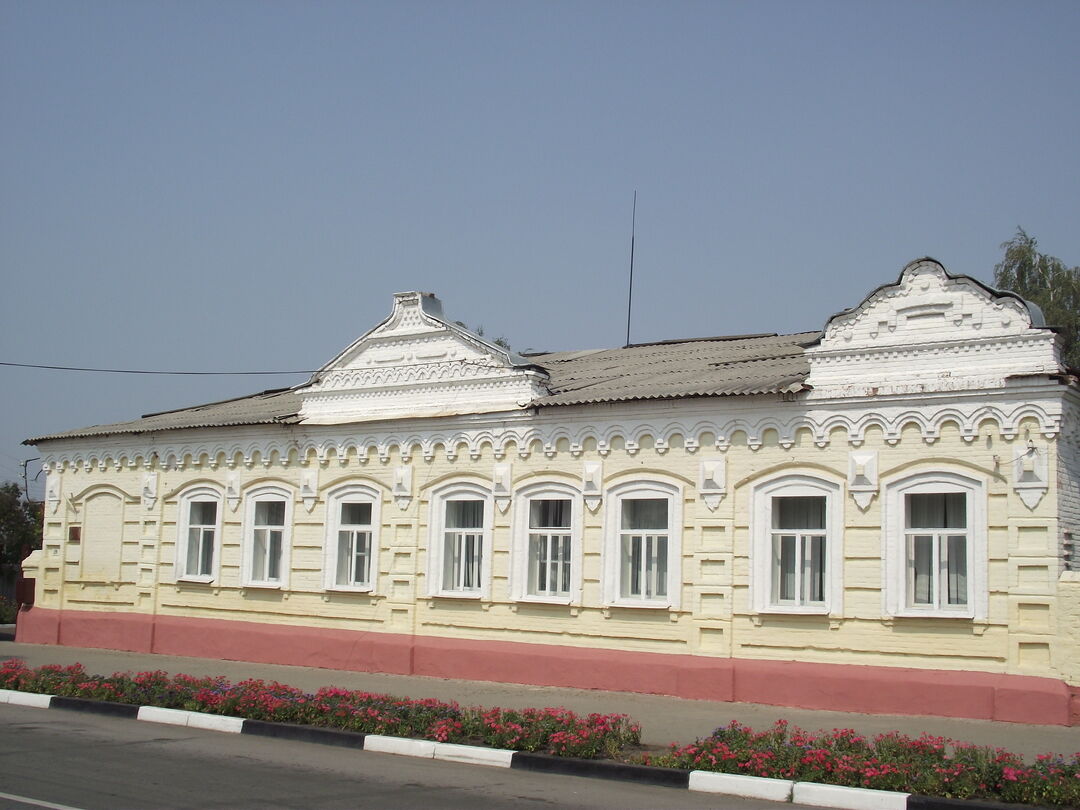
left=13, top=606, right=1074, bottom=726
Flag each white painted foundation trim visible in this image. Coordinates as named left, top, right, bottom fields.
left=689, top=771, right=794, bottom=801
left=433, top=742, right=515, bottom=767
left=188, top=713, right=244, bottom=733
left=0, top=690, right=53, bottom=708
left=137, top=706, right=193, bottom=726
left=364, top=735, right=437, bottom=758
left=793, top=782, right=910, bottom=810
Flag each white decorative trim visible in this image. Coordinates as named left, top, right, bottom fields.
left=35, top=389, right=1065, bottom=474
left=299, top=291, right=549, bottom=424
left=299, top=468, right=319, bottom=513
left=225, top=472, right=241, bottom=512
left=1013, top=442, right=1048, bottom=509
left=141, top=472, right=158, bottom=510
left=582, top=461, right=603, bottom=511
left=392, top=466, right=413, bottom=510
left=848, top=450, right=878, bottom=510
left=45, top=471, right=60, bottom=514
left=697, top=457, right=726, bottom=511
left=809, top=259, right=1058, bottom=397
left=492, top=463, right=512, bottom=513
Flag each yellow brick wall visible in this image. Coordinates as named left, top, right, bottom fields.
left=27, top=415, right=1079, bottom=685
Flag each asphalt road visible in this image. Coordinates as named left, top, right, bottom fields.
left=0, top=704, right=803, bottom=810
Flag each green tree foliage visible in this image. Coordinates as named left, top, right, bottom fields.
left=993, top=228, right=1080, bottom=369
left=0, top=483, right=41, bottom=573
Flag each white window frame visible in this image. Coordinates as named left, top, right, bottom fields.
left=241, top=484, right=294, bottom=589
left=750, top=474, right=844, bottom=615
left=427, top=481, right=493, bottom=599
left=323, top=483, right=382, bottom=593
left=603, top=480, right=682, bottom=609
left=511, top=481, right=583, bottom=605
left=882, top=471, right=987, bottom=620
left=175, top=485, right=224, bottom=583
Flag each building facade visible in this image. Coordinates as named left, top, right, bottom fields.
left=18, top=259, right=1080, bottom=724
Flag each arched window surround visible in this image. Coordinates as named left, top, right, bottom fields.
left=882, top=470, right=987, bottom=620
left=749, top=472, right=844, bottom=616
left=602, top=478, right=683, bottom=609
left=323, top=482, right=383, bottom=593
left=510, top=479, right=583, bottom=605
left=427, top=480, right=493, bottom=600
left=241, top=483, right=295, bottom=589
left=175, top=484, right=224, bottom=584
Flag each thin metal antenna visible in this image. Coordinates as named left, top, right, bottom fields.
left=625, top=190, right=637, bottom=347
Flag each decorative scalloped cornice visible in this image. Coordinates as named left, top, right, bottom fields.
left=39, top=393, right=1064, bottom=473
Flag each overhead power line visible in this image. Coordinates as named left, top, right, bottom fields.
left=0, top=361, right=313, bottom=376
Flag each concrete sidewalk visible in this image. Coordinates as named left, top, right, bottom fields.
left=1, top=629, right=1075, bottom=759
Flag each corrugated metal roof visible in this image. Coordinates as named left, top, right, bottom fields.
left=25, top=389, right=304, bottom=443
left=26, top=331, right=820, bottom=444
left=531, top=331, right=818, bottom=406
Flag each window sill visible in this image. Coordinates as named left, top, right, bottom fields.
left=242, top=581, right=283, bottom=590
left=176, top=575, right=214, bottom=585
left=605, top=600, right=672, bottom=610
left=757, top=605, right=830, bottom=616
left=430, top=591, right=483, bottom=600
left=326, top=585, right=374, bottom=594
left=516, top=595, right=574, bottom=606
left=889, top=609, right=975, bottom=620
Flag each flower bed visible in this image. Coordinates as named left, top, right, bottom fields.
left=0, top=659, right=639, bottom=759
left=4, top=659, right=1078, bottom=806
left=644, top=719, right=1080, bottom=807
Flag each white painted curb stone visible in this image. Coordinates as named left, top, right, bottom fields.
left=689, top=771, right=794, bottom=801
left=793, top=782, right=909, bottom=810
left=187, top=713, right=244, bottom=733
left=365, top=735, right=437, bottom=758
left=137, top=706, right=192, bottom=726
left=1, top=690, right=53, bottom=708
left=433, top=742, right=514, bottom=768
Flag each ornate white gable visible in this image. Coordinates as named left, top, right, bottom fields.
left=299, top=291, right=550, bottom=424
left=806, top=258, right=1060, bottom=397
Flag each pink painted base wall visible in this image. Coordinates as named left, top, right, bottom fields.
left=15, top=606, right=1078, bottom=726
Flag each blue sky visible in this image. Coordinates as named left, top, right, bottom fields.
left=2, top=0, right=1078, bottom=495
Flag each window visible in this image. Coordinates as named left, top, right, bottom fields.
left=324, top=484, right=381, bottom=591
left=883, top=472, right=986, bottom=619
left=529, top=499, right=572, bottom=596
left=905, top=492, right=968, bottom=610
left=772, top=496, right=826, bottom=605
left=511, top=482, right=582, bottom=603
left=751, top=474, right=842, bottom=615
left=242, top=486, right=293, bottom=588
left=444, top=500, right=484, bottom=591
left=428, top=483, right=492, bottom=598
left=621, top=498, right=668, bottom=599
left=176, top=486, right=223, bottom=582
left=604, top=481, right=682, bottom=608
